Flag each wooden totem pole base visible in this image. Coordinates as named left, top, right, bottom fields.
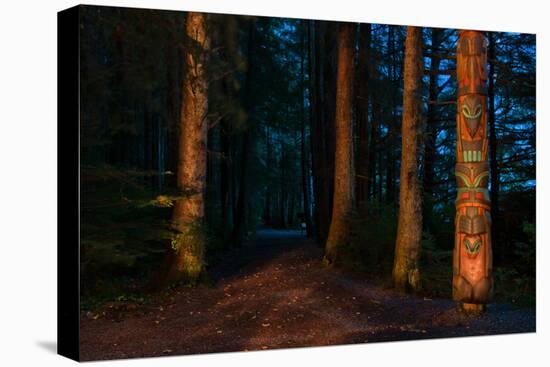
left=461, top=302, right=486, bottom=314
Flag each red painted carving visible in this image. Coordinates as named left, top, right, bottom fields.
left=453, top=30, right=493, bottom=306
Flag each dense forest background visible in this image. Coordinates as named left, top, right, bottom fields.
left=79, top=7, right=535, bottom=308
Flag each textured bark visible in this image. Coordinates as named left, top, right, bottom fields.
left=392, top=26, right=424, bottom=292
left=356, top=23, right=371, bottom=210
left=453, top=30, right=493, bottom=308
left=155, top=12, right=210, bottom=287
left=324, top=23, right=355, bottom=265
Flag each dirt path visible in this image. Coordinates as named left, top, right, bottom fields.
left=80, top=228, right=535, bottom=361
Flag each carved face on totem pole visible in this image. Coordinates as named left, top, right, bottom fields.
left=453, top=30, right=493, bottom=305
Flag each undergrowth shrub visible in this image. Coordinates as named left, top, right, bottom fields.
left=337, top=203, right=398, bottom=274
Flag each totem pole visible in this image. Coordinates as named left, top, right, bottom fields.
left=453, top=30, right=493, bottom=312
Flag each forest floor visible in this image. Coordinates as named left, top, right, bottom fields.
left=80, top=228, right=536, bottom=361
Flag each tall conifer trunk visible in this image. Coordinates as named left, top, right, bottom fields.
left=153, top=12, right=210, bottom=287
left=324, top=22, right=355, bottom=265
left=392, top=26, right=423, bottom=292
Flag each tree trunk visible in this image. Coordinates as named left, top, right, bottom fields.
left=453, top=30, right=493, bottom=310
left=324, top=22, right=355, bottom=265
left=392, top=26, right=423, bottom=292
left=356, top=23, right=371, bottom=211
left=154, top=12, right=210, bottom=287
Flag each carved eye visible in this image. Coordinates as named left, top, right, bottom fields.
left=462, top=103, right=482, bottom=119
left=473, top=104, right=482, bottom=117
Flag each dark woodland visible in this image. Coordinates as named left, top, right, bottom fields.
left=77, top=6, right=535, bottom=360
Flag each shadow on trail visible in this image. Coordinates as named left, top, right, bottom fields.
left=208, top=226, right=313, bottom=284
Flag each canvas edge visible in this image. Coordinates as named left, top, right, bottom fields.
left=57, top=4, right=81, bottom=362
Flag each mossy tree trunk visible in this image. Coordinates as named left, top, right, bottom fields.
left=392, top=26, right=424, bottom=292
left=154, top=12, right=210, bottom=287
left=324, top=22, right=355, bottom=265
